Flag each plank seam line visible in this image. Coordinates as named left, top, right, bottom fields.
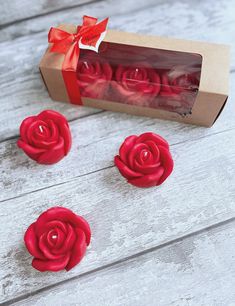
left=0, top=165, right=114, bottom=204
left=0, top=0, right=101, bottom=30
left=2, top=216, right=235, bottom=305
left=170, top=125, right=235, bottom=146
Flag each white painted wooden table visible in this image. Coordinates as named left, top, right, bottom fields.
left=0, top=1, right=235, bottom=305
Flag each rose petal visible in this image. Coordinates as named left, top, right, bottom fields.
left=119, top=135, right=138, bottom=164
left=33, top=125, right=51, bottom=141
left=111, top=81, right=136, bottom=100
left=136, top=132, right=169, bottom=149
left=114, top=155, right=142, bottom=180
left=32, top=253, right=70, bottom=272
left=115, top=65, right=124, bottom=82
left=80, top=79, right=109, bottom=99
left=38, top=110, right=68, bottom=127
left=150, top=70, right=161, bottom=95
left=24, top=223, right=45, bottom=260
left=37, top=136, right=65, bottom=164
left=157, top=146, right=174, bottom=185
left=38, top=110, right=72, bottom=156
left=133, top=159, right=161, bottom=175
left=52, top=223, right=76, bottom=254
left=35, top=207, right=91, bottom=245
left=31, top=136, right=58, bottom=150
left=136, top=149, right=154, bottom=165
left=40, top=119, right=59, bottom=142
left=128, top=143, right=149, bottom=169
left=26, top=120, right=49, bottom=146
left=114, top=65, right=160, bottom=101
left=47, top=227, right=65, bottom=249
left=144, top=140, right=160, bottom=163
left=65, top=228, right=87, bottom=271
left=39, top=233, right=64, bottom=260
left=128, top=166, right=165, bottom=188
left=36, top=220, right=67, bottom=238
left=58, top=123, right=72, bottom=156
left=102, top=62, right=113, bottom=80
left=161, top=74, right=173, bottom=93
left=19, top=116, right=37, bottom=143
left=17, top=139, right=46, bottom=161
left=94, top=61, right=102, bottom=75
left=77, top=61, right=112, bottom=100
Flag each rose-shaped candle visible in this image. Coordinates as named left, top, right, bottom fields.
left=24, top=207, right=91, bottom=272
left=77, top=58, right=112, bottom=99
left=159, top=69, right=200, bottom=113
left=111, top=64, right=161, bottom=106
left=17, top=110, right=71, bottom=164
left=160, top=71, right=199, bottom=97
left=114, top=132, right=173, bottom=188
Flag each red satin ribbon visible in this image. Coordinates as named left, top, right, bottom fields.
left=48, top=15, right=109, bottom=104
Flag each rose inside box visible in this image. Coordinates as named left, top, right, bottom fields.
left=40, top=17, right=230, bottom=127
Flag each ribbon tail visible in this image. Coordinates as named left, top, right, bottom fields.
left=63, top=43, right=80, bottom=71
left=62, top=43, right=81, bottom=104
left=82, top=15, right=98, bottom=26
left=49, top=27, right=74, bottom=54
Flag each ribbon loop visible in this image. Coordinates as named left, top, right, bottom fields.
left=49, top=16, right=108, bottom=55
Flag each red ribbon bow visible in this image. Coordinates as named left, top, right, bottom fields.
left=48, top=15, right=109, bottom=104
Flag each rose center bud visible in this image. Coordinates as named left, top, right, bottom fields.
left=141, top=149, right=150, bottom=161
left=49, top=231, right=58, bottom=244
left=83, top=61, right=90, bottom=70
left=134, top=68, right=139, bottom=79
left=38, top=125, right=45, bottom=134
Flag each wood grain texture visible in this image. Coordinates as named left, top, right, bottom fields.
left=0, top=0, right=234, bottom=142
left=1, top=67, right=234, bottom=202
left=1, top=0, right=234, bottom=46
left=0, top=0, right=234, bottom=305
left=1, top=128, right=235, bottom=303
left=0, top=0, right=100, bottom=27
left=0, top=0, right=161, bottom=41
left=11, top=220, right=235, bottom=306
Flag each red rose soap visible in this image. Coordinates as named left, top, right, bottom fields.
left=24, top=207, right=91, bottom=272
left=114, top=132, right=174, bottom=188
left=17, top=110, right=72, bottom=164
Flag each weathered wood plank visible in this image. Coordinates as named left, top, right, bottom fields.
left=1, top=69, right=234, bottom=203
left=10, top=220, right=235, bottom=306
left=0, top=1, right=234, bottom=304
left=0, top=0, right=100, bottom=27
left=0, top=0, right=233, bottom=142
left=1, top=0, right=234, bottom=46
left=1, top=129, right=235, bottom=303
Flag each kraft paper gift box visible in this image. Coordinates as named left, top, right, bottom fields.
left=40, top=20, right=230, bottom=127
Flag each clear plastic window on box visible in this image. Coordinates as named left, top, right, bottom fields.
left=76, top=42, right=202, bottom=115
